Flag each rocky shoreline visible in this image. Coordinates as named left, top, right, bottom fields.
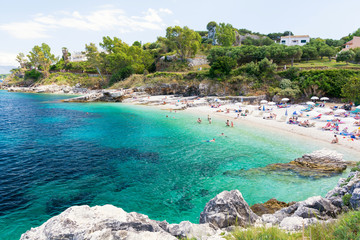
left=20, top=150, right=360, bottom=240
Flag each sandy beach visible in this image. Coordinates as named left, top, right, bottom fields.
left=124, top=95, right=360, bottom=158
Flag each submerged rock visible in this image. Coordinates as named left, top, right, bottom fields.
left=199, top=190, right=259, bottom=229
left=251, top=198, right=295, bottom=216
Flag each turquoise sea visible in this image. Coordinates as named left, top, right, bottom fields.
left=0, top=91, right=357, bottom=239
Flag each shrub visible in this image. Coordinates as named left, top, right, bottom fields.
left=110, top=66, right=134, bottom=85
left=24, top=69, right=42, bottom=80
left=342, top=193, right=352, bottom=207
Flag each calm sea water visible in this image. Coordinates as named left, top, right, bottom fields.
left=0, top=91, right=356, bottom=239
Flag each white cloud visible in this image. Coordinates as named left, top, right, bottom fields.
left=0, top=52, right=18, bottom=66
left=159, top=8, right=173, bottom=15
left=0, top=7, right=174, bottom=39
left=0, top=21, right=50, bottom=39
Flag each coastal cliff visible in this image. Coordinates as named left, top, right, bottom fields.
left=20, top=150, right=360, bottom=239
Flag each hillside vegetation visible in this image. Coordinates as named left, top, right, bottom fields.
left=6, top=24, right=360, bottom=102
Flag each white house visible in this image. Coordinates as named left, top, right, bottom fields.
left=280, top=35, right=310, bottom=46
left=71, top=52, right=87, bottom=62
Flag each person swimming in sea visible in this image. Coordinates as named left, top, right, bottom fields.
left=203, top=138, right=215, bottom=142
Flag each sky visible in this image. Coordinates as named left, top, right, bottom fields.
left=0, top=0, right=360, bottom=68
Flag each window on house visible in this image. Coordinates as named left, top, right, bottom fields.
left=281, top=40, right=286, bottom=44
left=292, top=40, right=297, bottom=43
left=301, top=40, right=307, bottom=43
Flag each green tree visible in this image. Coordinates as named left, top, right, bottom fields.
left=206, top=21, right=217, bottom=31
left=16, top=52, right=27, bottom=68
left=164, top=26, right=201, bottom=61
left=285, top=46, right=302, bottom=66
left=342, top=76, right=360, bottom=103
left=319, top=45, right=336, bottom=60
left=215, top=23, right=236, bottom=47
left=209, top=56, right=236, bottom=77
left=301, top=45, right=318, bottom=61
left=27, top=43, right=57, bottom=77
left=354, top=48, right=360, bottom=63
left=132, top=41, right=141, bottom=47
left=336, top=50, right=355, bottom=65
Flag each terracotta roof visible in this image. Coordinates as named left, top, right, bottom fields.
left=281, top=35, right=310, bottom=39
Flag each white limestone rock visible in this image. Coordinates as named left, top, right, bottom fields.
left=20, top=205, right=174, bottom=240
left=199, top=190, right=259, bottom=229
left=279, top=217, right=317, bottom=231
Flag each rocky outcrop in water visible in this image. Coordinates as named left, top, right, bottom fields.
left=62, top=89, right=131, bottom=102
left=264, top=149, right=353, bottom=178
left=199, top=190, right=259, bottom=228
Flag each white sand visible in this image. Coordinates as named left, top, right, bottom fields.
left=126, top=95, right=360, bottom=158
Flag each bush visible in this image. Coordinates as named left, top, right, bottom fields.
left=110, top=66, right=134, bottom=85
left=209, top=56, right=237, bottom=77
left=24, top=69, right=42, bottom=80
left=342, top=193, right=352, bottom=207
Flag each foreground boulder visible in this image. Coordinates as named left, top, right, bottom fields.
left=20, top=205, right=224, bottom=240
left=199, top=190, right=259, bottom=228
left=20, top=205, right=175, bottom=240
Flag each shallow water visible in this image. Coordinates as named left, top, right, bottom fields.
left=0, top=91, right=356, bottom=239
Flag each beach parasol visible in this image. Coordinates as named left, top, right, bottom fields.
left=311, top=96, right=319, bottom=100
left=356, top=105, right=360, bottom=109
left=268, top=102, right=276, bottom=105
left=315, top=107, right=333, bottom=113
left=334, top=109, right=346, bottom=114
left=235, top=102, right=243, bottom=106
left=320, top=97, right=329, bottom=101
left=260, top=100, right=268, bottom=104
left=306, top=101, right=315, bottom=106
left=281, top=98, right=289, bottom=102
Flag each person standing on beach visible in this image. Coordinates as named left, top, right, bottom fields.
left=331, top=135, right=338, bottom=144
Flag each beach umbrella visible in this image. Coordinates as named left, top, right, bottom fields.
left=315, top=107, right=333, bottom=113
left=281, top=98, right=289, bottom=102
left=334, top=109, right=346, bottom=114
left=306, top=101, right=315, bottom=106
left=268, top=102, right=276, bottom=105
left=311, top=96, right=319, bottom=100
left=235, top=102, right=243, bottom=106
left=356, top=105, right=360, bottom=109
left=260, top=100, right=268, bottom=104
left=320, top=97, right=329, bottom=101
